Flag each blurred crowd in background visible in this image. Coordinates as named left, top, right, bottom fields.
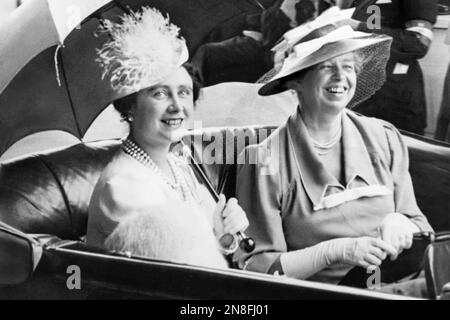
left=190, top=0, right=450, bottom=140
left=1, top=0, right=450, bottom=142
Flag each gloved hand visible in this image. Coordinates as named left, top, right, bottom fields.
left=213, top=194, right=249, bottom=236
left=328, top=237, right=398, bottom=269
left=441, top=282, right=450, bottom=300
left=379, top=212, right=420, bottom=260
left=280, top=236, right=397, bottom=279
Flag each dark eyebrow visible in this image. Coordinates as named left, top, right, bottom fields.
left=147, top=84, right=192, bottom=90
left=146, top=85, right=168, bottom=91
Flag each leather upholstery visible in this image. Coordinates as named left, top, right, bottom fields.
left=0, top=140, right=120, bottom=239
left=0, top=222, right=35, bottom=285
left=406, top=134, right=450, bottom=231
left=424, top=238, right=450, bottom=299
left=0, top=126, right=449, bottom=240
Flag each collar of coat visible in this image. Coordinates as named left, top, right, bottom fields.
left=286, top=109, right=388, bottom=210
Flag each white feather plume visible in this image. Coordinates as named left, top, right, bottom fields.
left=96, top=7, right=188, bottom=95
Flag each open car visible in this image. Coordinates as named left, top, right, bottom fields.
left=1, top=0, right=450, bottom=301
left=1, top=125, right=450, bottom=300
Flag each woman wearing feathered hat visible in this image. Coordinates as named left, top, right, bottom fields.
left=86, top=7, right=249, bottom=269
left=235, top=21, right=433, bottom=294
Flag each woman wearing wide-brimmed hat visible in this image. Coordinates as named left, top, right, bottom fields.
left=235, top=22, right=433, bottom=292
left=85, top=7, right=249, bottom=269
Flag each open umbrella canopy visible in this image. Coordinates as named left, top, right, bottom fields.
left=0, top=0, right=110, bottom=94
left=0, top=0, right=269, bottom=156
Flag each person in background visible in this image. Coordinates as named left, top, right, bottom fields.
left=349, top=0, right=438, bottom=136
left=192, top=0, right=340, bottom=86
left=434, top=20, right=450, bottom=142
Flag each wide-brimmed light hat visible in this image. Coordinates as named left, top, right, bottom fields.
left=258, top=22, right=392, bottom=109
left=96, top=7, right=189, bottom=99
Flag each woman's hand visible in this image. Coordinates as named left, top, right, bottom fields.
left=213, top=194, right=249, bottom=236
left=280, top=236, right=398, bottom=279
left=329, top=237, right=397, bottom=269
left=379, top=212, right=420, bottom=260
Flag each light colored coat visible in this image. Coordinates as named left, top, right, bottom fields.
left=86, top=150, right=228, bottom=269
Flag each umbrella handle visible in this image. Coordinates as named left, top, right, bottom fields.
left=179, top=141, right=255, bottom=253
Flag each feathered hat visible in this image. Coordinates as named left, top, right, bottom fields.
left=96, top=7, right=189, bottom=99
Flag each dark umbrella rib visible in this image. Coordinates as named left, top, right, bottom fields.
left=56, top=48, right=82, bottom=138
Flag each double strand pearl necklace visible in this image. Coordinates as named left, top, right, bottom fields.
left=310, top=126, right=342, bottom=156
left=300, top=110, right=342, bottom=156
left=122, top=139, right=196, bottom=205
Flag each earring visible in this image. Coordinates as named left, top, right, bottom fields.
left=126, top=114, right=135, bottom=123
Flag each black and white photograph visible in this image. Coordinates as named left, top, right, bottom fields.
left=1, top=0, right=450, bottom=305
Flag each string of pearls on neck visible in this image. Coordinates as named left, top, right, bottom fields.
left=310, top=126, right=342, bottom=156
left=122, top=138, right=197, bottom=205
left=299, top=110, right=342, bottom=156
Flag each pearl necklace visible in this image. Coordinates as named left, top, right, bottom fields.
left=310, top=126, right=342, bottom=156
left=122, top=139, right=197, bottom=204
left=299, top=110, right=342, bottom=156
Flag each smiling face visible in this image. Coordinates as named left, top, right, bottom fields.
left=292, top=52, right=358, bottom=115
left=130, top=66, right=194, bottom=149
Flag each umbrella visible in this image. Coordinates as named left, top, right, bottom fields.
left=0, top=0, right=110, bottom=94
left=0, top=0, right=268, bottom=156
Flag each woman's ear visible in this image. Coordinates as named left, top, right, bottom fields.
left=126, top=113, right=135, bottom=123
left=125, top=101, right=137, bottom=123
left=114, top=91, right=139, bottom=122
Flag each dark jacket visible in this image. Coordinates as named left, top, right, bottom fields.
left=192, top=0, right=335, bottom=85
left=352, top=0, right=438, bottom=134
